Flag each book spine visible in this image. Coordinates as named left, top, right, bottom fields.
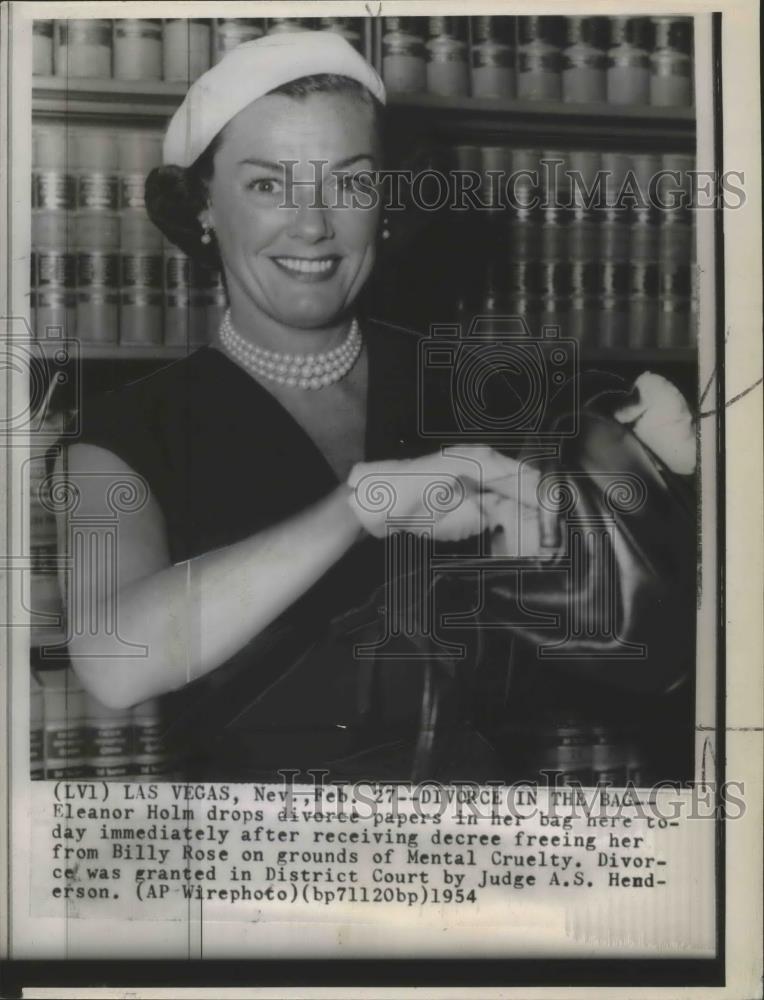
left=131, top=699, right=169, bottom=779
left=84, top=692, right=134, bottom=779
left=163, top=242, right=191, bottom=347
left=40, top=667, right=88, bottom=779
left=30, top=673, right=45, bottom=780
left=628, top=207, right=660, bottom=347
left=29, top=413, right=66, bottom=647
left=600, top=217, right=630, bottom=349
left=657, top=208, right=693, bottom=348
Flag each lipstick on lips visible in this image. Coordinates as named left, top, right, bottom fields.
left=271, top=255, right=341, bottom=281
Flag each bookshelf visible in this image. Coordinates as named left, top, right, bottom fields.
left=34, top=75, right=188, bottom=119
left=33, top=339, right=697, bottom=365
left=34, top=75, right=695, bottom=148
left=35, top=340, right=189, bottom=361
left=387, top=94, right=694, bottom=149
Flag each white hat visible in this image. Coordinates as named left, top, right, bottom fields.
left=163, top=30, right=386, bottom=168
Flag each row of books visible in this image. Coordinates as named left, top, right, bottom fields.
left=379, top=197, right=697, bottom=348
left=31, top=247, right=224, bottom=348
left=431, top=296, right=696, bottom=352
left=32, top=128, right=696, bottom=221
left=381, top=15, right=693, bottom=105
left=510, top=722, right=648, bottom=787
left=31, top=664, right=169, bottom=780
left=431, top=205, right=696, bottom=261
left=33, top=17, right=366, bottom=81
left=31, top=271, right=696, bottom=351
left=470, top=274, right=695, bottom=350
left=33, top=125, right=160, bottom=202
left=32, top=122, right=222, bottom=347
left=33, top=16, right=693, bottom=109
left=437, top=146, right=696, bottom=209
left=32, top=254, right=695, bottom=349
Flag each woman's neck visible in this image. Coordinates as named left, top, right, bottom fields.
left=225, top=295, right=353, bottom=357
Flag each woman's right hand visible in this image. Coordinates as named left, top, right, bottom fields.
left=346, top=446, right=542, bottom=542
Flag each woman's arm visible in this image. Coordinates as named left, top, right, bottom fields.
left=55, top=443, right=364, bottom=710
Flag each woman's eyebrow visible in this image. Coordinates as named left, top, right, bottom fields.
left=332, top=153, right=375, bottom=169
left=236, top=154, right=375, bottom=170
left=237, top=157, right=284, bottom=170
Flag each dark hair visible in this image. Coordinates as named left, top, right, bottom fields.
left=145, top=74, right=384, bottom=268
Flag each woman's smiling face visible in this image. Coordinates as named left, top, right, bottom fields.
left=204, top=89, right=380, bottom=331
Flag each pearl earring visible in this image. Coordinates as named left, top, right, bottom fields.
left=381, top=216, right=391, bottom=240
left=201, top=222, right=213, bottom=245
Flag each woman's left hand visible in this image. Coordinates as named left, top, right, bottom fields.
left=613, top=371, right=696, bottom=475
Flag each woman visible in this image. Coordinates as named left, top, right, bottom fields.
left=54, top=31, right=696, bottom=783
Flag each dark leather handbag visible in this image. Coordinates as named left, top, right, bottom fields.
left=322, top=390, right=697, bottom=781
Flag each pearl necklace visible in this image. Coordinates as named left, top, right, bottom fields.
left=219, top=310, right=362, bottom=390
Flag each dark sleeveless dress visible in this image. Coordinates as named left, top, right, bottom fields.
left=70, top=320, right=504, bottom=782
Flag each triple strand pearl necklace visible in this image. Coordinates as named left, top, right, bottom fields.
left=219, top=309, right=362, bottom=390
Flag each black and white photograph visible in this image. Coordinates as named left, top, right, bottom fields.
left=28, top=10, right=703, bottom=786
left=1, top=1, right=761, bottom=995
